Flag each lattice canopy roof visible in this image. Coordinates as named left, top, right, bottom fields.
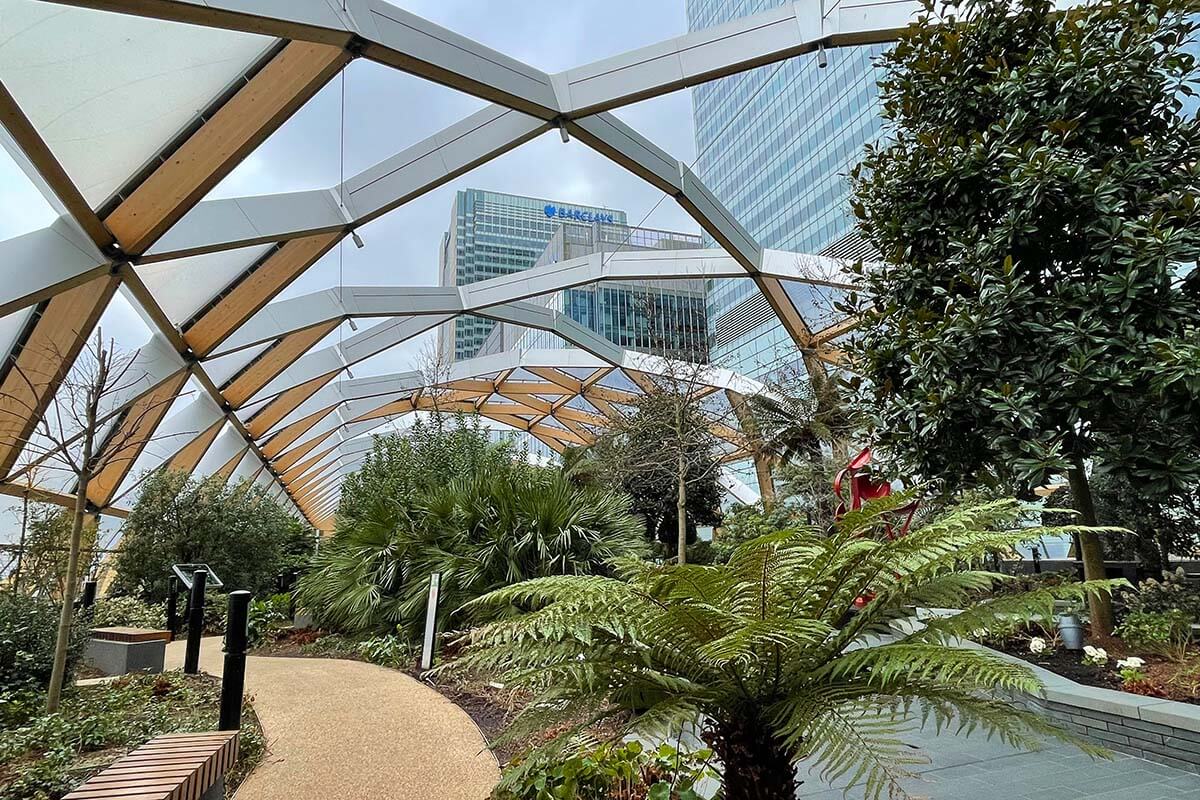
left=0, top=0, right=980, bottom=529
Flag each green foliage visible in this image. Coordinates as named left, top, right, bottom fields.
left=493, top=740, right=716, bottom=800
left=681, top=540, right=717, bottom=566
left=202, top=592, right=229, bottom=636
left=711, top=503, right=811, bottom=564
left=91, top=596, right=167, bottom=630
left=299, top=420, right=645, bottom=635
left=356, top=634, right=416, bottom=670
left=450, top=496, right=1122, bottom=800
left=112, top=470, right=315, bottom=602
left=773, top=456, right=843, bottom=531
left=15, top=506, right=99, bottom=601
left=0, top=673, right=264, bottom=800
left=746, top=375, right=850, bottom=467
left=247, top=594, right=292, bottom=647
left=846, top=0, right=1200, bottom=497
left=300, top=466, right=645, bottom=635
left=297, top=633, right=364, bottom=660
left=1116, top=610, right=1194, bottom=662
left=0, top=594, right=85, bottom=693
left=1057, top=476, right=1200, bottom=574
left=589, top=392, right=723, bottom=549
left=336, top=415, right=518, bottom=531
left=1124, top=568, right=1200, bottom=623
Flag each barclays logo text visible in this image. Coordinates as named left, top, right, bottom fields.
left=544, top=204, right=615, bottom=224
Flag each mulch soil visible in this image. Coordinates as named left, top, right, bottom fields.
left=993, top=633, right=1200, bottom=706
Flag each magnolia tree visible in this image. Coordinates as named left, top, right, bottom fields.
left=846, top=0, right=1200, bottom=634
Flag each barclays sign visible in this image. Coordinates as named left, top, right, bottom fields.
left=544, top=204, right=615, bottom=224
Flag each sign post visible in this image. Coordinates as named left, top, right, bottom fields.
left=183, top=570, right=207, bottom=675
left=420, top=572, right=441, bottom=671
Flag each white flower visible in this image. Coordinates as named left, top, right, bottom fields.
left=1117, top=657, right=1145, bottom=669
left=1083, top=645, right=1108, bottom=663
left=1029, top=637, right=1047, bottom=654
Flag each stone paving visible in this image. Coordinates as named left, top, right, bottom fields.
left=798, top=719, right=1200, bottom=799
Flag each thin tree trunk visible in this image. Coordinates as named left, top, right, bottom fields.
left=47, top=387, right=97, bottom=712
left=676, top=457, right=688, bottom=565
left=46, top=472, right=89, bottom=711
left=1067, top=457, right=1113, bottom=636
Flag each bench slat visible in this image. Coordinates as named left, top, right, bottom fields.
left=63, top=731, right=238, bottom=800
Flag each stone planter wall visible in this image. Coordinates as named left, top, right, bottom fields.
left=993, top=646, right=1200, bottom=774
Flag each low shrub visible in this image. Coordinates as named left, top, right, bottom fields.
left=92, top=596, right=167, bottom=630
left=356, top=634, right=416, bottom=670
left=246, top=594, right=292, bottom=647
left=492, top=740, right=716, bottom=800
left=1116, top=609, right=1193, bottom=662
left=0, top=594, right=86, bottom=693
left=710, top=503, right=810, bottom=563
left=298, top=634, right=363, bottom=659
left=201, top=592, right=229, bottom=635
left=0, top=673, right=264, bottom=800
left=1123, top=568, right=1200, bottom=623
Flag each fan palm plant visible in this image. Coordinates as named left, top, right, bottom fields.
left=452, top=496, right=1121, bottom=800
left=297, top=470, right=646, bottom=635
left=748, top=376, right=850, bottom=465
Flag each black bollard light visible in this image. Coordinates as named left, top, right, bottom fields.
left=183, top=570, right=207, bottom=675
left=1031, top=546, right=1043, bottom=574
left=219, top=590, right=251, bottom=731
left=80, top=579, right=97, bottom=610
left=166, top=576, right=179, bottom=637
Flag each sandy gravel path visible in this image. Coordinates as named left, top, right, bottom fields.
left=165, top=638, right=499, bottom=800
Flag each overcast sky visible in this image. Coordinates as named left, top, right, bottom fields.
left=0, top=0, right=705, bottom=375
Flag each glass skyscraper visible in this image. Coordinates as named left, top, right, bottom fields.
left=439, top=188, right=627, bottom=361
left=688, top=0, right=886, bottom=377
left=479, top=220, right=709, bottom=359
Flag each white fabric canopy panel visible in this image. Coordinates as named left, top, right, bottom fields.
left=0, top=1, right=275, bottom=207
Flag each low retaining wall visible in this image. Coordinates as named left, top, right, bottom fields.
left=993, top=646, right=1200, bottom=774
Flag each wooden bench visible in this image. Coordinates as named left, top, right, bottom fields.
left=64, top=731, right=238, bottom=800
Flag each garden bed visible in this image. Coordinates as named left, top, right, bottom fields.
left=0, top=673, right=265, bottom=800
left=989, top=635, right=1200, bottom=706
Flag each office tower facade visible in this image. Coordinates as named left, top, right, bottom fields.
left=687, top=0, right=886, bottom=377
left=480, top=220, right=709, bottom=358
left=438, top=189, right=627, bottom=362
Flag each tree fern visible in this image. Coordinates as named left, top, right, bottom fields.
left=449, top=498, right=1123, bottom=799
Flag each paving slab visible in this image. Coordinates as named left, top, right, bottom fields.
left=796, top=715, right=1200, bottom=799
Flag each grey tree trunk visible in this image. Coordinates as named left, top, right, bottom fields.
left=46, top=395, right=96, bottom=712
left=677, top=453, right=688, bottom=565
left=12, top=488, right=29, bottom=594
left=1067, top=457, right=1114, bottom=636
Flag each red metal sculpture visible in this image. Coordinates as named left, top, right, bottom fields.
left=833, top=446, right=917, bottom=539
left=834, top=447, right=918, bottom=609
